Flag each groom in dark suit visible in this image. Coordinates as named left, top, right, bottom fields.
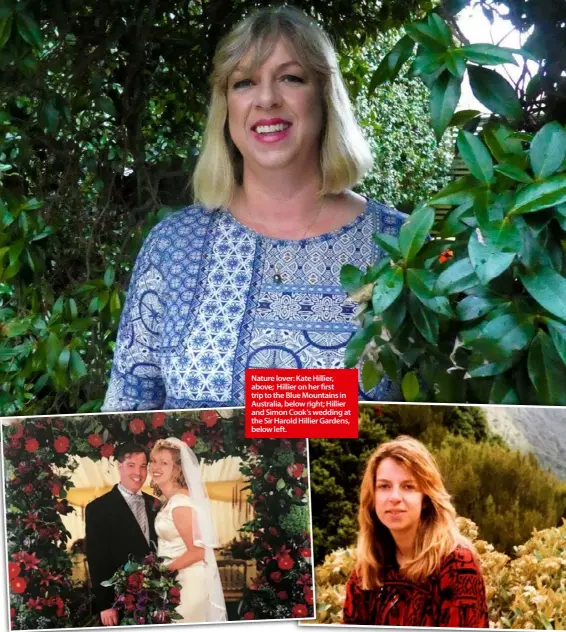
left=85, top=442, right=158, bottom=626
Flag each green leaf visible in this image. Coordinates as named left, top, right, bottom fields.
left=411, top=51, right=446, bottom=77
left=361, top=358, right=383, bottom=392
left=345, top=324, right=377, bottom=368
left=547, top=319, right=566, bottom=366
left=381, top=294, right=407, bottom=336
left=467, top=357, right=514, bottom=378
left=459, top=44, right=518, bottom=66
left=373, top=233, right=401, bottom=259
left=276, top=478, right=286, bottom=491
left=0, top=14, right=13, bottom=49
left=436, top=258, right=478, bottom=294
left=473, top=314, right=535, bottom=362
left=456, top=295, right=503, bottom=320
left=103, top=266, right=115, bottom=288
left=508, top=175, right=566, bottom=215
left=489, top=374, right=520, bottom=404
left=528, top=331, right=566, bottom=405
left=457, top=130, right=494, bottom=183
left=519, top=267, right=566, bottom=320
left=430, top=71, right=461, bottom=140
left=378, top=344, right=399, bottom=380
left=371, top=265, right=404, bottom=315
left=340, top=264, right=364, bottom=294
left=406, top=268, right=453, bottom=317
left=408, top=293, right=438, bottom=344
left=529, top=122, right=566, bottom=179
left=69, top=350, right=87, bottom=380
left=493, top=163, right=533, bottom=184
left=444, top=50, right=466, bottom=79
left=483, top=123, right=524, bottom=160
left=58, top=347, right=71, bottom=372
left=449, top=109, right=481, bottom=128
left=4, top=321, right=28, bottom=337
left=440, top=200, right=474, bottom=237
left=468, top=229, right=515, bottom=284
left=468, top=65, right=523, bottom=121
left=406, top=19, right=449, bottom=51
left=110, top=290, right=121, bottom=316
left=97, top=96, right=117, bottom=117
left=399, top=206, right=434, bottom=263
left=430, top=175, right=476, bottom=205
left=16, top=13, right=41, bottom=49
left=428, top=14, right=454, bottom=48
left=401, top=371, right=420, bottom=401
left=46, top=332, right=60, bottom=368
left=369, top=34, right=414, bottom=92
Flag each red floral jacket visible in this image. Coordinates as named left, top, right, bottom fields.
left=342, top=546, right=489, bottom=628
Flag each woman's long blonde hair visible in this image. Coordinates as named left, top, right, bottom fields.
left=356, top=436, right=469, bottom=589
left=150, top=440, right=188, bottom=498
left=192, top=5, right=372, bottom=209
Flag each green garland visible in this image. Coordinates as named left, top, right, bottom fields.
left=3, top=410, right=313, bottom=628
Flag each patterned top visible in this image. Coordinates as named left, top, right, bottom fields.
left=342, top=546, right=490, bottom=627
left=102, top=199, right=406, bottom=411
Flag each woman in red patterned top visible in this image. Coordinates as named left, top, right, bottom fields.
left=342, top=436, right=489, bottom=627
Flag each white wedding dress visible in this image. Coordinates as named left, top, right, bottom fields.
left=155, top=493, right=227, bottom=623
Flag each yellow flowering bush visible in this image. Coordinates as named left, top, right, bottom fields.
left=311, top=519, right=566, bottom=628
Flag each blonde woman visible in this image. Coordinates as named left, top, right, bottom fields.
left=343, top=436, right=489, bottom=627
left=103, top=5, right=405, bottom=412
left=150, top=438, right=226, bottom=623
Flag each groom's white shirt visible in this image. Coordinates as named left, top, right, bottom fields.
left=117, top=483, right=150, bottom=543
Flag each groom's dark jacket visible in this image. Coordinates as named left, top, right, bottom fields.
left=85, top=485, right=158, bottom=614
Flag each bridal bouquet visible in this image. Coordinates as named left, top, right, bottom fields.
left=101, top=552, right=183, bottom=625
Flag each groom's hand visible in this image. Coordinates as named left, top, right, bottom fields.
left=100, top=608, right=118, bottom=626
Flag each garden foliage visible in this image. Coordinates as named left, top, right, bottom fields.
left=342, top=9, right=566, bottom=405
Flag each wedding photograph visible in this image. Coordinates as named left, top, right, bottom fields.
left=308, top=403, right=566, bottom=628
left=1, top=409, right=314, bottom=629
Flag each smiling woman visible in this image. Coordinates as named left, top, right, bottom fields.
left=102, top=5, right=406, bottom=412
left=343, top=436, right=489, bottom=628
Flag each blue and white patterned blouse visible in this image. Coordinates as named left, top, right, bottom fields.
left=102, top=199, right=406, bottom=411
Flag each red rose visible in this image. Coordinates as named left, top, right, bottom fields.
left=49, top=482, right=62, bottom=497
left=252, top=467, right=264, bottom=477
left=304, top=586, right=313, bottom=605
left=54, top=436, right=70, bottom=453
left=25, top=438, right=39, bottom=453
left=269, top=527, right=278, bottom=536
left=168, top=586, right=181, bottom=598
left=100, top=443, right=114, bottom=458
left=200, top=410, right=219, bottom=427
left=292, top=604, right=308, bottom=618
left=296, top=440, right=306, bottom=454
left=129, top=418, right=145, bottom=434
left=293, top=487, right=304, bottom=497
left=287, top=463, right=305, bottom=478
left=270, top=571, right=282, bottom=583
left=55, top=596, right=65, bottom=617
left=127, top=572, right=144, bottom=591
left=243, top=612, right=255, bottom=620
left=10, top=424, right=24, bottom=440
left=24, top=483, right=33, bottom=494
left=277, top=591, right=288, bottom=600
left=266, top=473, right=276, bottom=484
left=248, top=444, right=259, bottom=455
left=8, top=562, right=20, bottom=579
left=152, top=412, right=166, bottom=428
left=10, top=607, right=15, bottom=619
left=88, top=433, right=103, bottom=447
left=181, top=431, right=196, bottom=447
left=277, top=555, right=294, bottom=571
left=300, top=547, right=312, bottom=559
left=10, top=577, right=27, bottom=594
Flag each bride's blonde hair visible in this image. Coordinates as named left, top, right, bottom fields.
left=150, top=439, right=188, bottom=498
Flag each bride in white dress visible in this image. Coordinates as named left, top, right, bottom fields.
left=149, top=438, right=227, bottom=623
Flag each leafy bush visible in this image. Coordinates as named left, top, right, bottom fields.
left=342, top=11, right=566, bottom=405
left=310, top=518, right=566, bottom=628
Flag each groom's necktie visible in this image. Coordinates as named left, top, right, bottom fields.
left=119, top=485, right=150, bottom=545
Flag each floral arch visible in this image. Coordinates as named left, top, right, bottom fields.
left=3, top=410, right=312, bottom=629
